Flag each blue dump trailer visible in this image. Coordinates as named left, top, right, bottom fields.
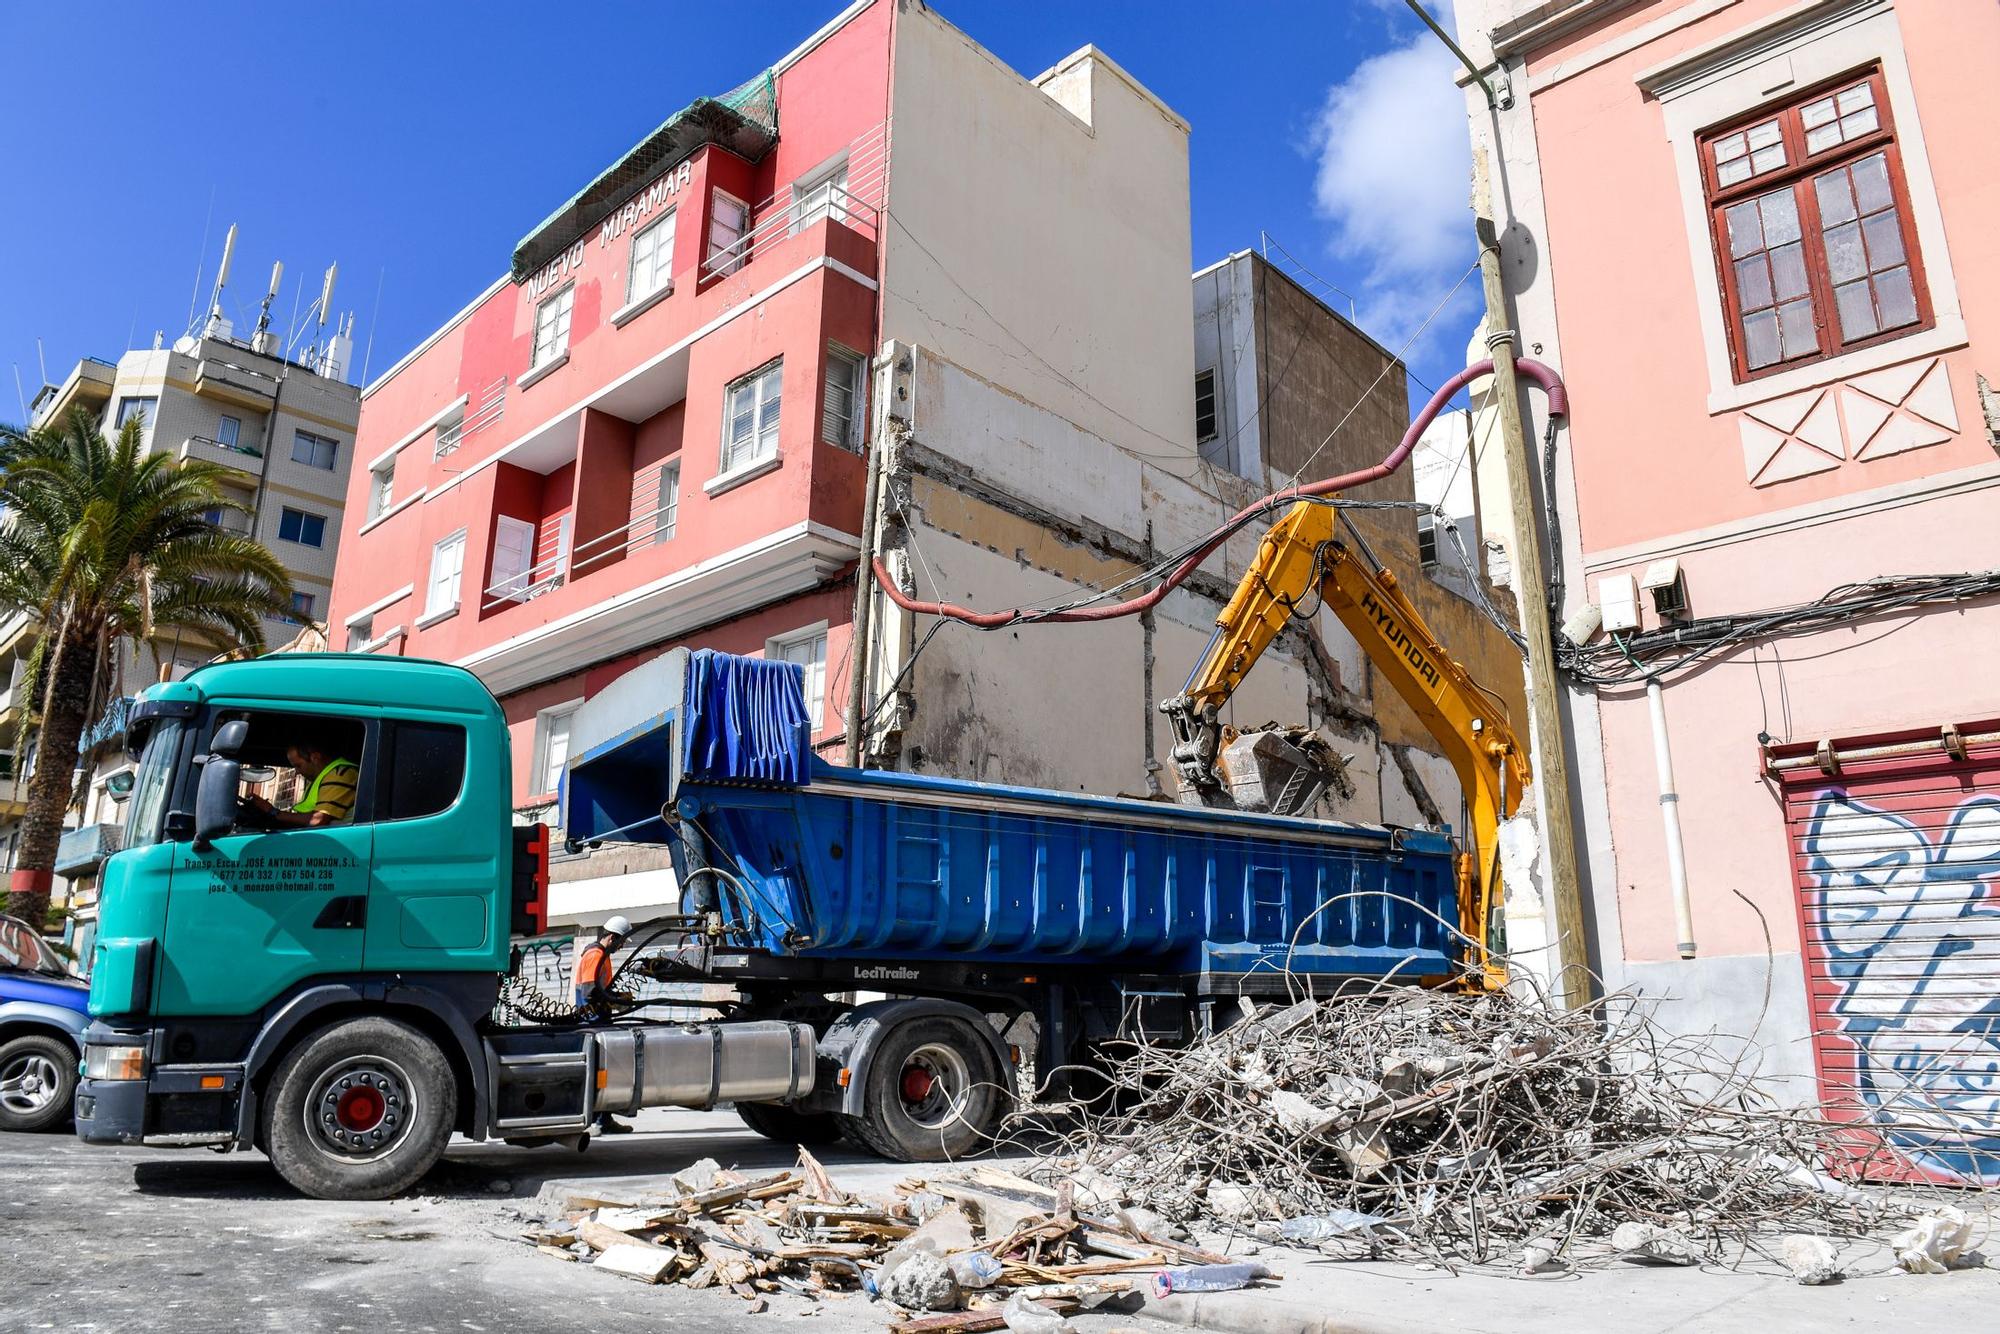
left=559, top=648, right=1464, bottom=1159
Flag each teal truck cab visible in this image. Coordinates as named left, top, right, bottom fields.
left=77, top=648, right=1465, bottom=1199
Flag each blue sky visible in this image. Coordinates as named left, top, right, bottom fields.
left=0, top=1, right=1474, bottom=417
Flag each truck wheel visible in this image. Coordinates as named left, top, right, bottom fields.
left=736, top=1100, right=844, bottom=1146
left=0, top=1033, right=78, bottom=1133
left=262, top=1018, right=456, bottom=1201
left=838, top=1016, right=1004, bottom=1162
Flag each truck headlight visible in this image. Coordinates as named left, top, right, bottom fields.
left=85, top=1044, right=147, bottom=1081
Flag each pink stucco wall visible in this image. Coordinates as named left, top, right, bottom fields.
left=1511, top=0, right=2000, bottom=964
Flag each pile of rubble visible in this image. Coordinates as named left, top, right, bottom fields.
left=519, top=1150, right=1264, bottom=1330
left=1033, top=986, right=1983, bottom=1279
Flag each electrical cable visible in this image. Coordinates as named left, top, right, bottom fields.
left=872, top=357, right=1569, bottom=629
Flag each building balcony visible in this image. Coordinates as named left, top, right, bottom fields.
left=193, top=345, right=282, bottom=410
left=698, top=184, right=882, bottom=286
left=55, top=823, right=121, bottom=878
left=180, top=434, right=267, bottom=478
left=29, top=357, right=116, bottom=431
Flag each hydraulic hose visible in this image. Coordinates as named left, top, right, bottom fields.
left=871, top=358, right=1567, bottom=628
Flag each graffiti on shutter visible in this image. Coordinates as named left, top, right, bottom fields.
left=1782, top=723, right=2000, bottom=1185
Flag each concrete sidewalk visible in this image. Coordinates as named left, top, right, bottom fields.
left=527, top=1108, right=1997, bottom=1334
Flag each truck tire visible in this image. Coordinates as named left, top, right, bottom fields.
left=837, top=1015, right=1004, bottom=1162
left=0, top=1033, right=78, bottom=1133
left=261, top=1017, right=457, bottom=1201
left=736, top=1100, right=844, bottom=1146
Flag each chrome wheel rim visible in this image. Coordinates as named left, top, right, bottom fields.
left=0, top=1052, right=63, bottom=1115
left=303, top=1056, right=416, bottom=1162
left=898, top=1043, right=973, bottom=1130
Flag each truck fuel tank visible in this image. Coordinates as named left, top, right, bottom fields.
left=592, top=1019, right=814, bottom=1116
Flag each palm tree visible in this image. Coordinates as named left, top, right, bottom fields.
left=0, top=407, right=294, bottom=926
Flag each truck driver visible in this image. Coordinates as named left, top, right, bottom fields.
left=244, top=735, right=358, bottom=827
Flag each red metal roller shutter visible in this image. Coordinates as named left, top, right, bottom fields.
left=1775, top=720, right=2000, bottom=1185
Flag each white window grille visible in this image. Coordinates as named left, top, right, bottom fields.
left=532, top=285, right=574, bottom=368
left=791, top=158, right=849, bottom=234
left=426, top=530, right=466, bottom=617
left=722, top=359, right=782, bottom=474
left=822, top=347, right=866, bottom=448
left=628, top=211, right=677, bottom=303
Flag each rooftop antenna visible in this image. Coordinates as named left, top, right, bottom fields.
left=36, top=338, right=48, bottom=388
left=12, top=364, right=27, bottom=422
left=204, top=223, right=239, bottom=339
left=251, top=260, right=284, bottom=355
left=185, top=186, right=217, bottom=338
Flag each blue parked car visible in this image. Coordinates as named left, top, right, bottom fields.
left=0, top=914, right=87, bottom=1132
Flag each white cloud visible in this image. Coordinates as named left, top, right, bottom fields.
left=1307, top=26, right=1478, bottom=360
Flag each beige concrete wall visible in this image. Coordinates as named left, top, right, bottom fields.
left=873, top=344, right=1451, bottom=829
left=883, top=6, right=1197, bottom=476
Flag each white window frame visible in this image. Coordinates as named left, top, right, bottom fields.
left=627, top=209, right=677, bottom=303
left=291, top=428, right=339, bottom=470
left=721, top=358, right=783, bottom=475
left=216, top=415, right=242, bottom=448
left=767, top=623, right=829, bottom=729
left=532, top=284, right=575, bottom=369
left=707, top=190, right=750, bottom=276
left=821, top=346, right=866, bottom=448
left=488, top=514, right=539, bottom=604
left=425, top=529, right=467, bottom=619
left=533, top=700, right=583, bottom=798
left=345, top=614, right=374, bottom=651
left=1640, top=0, right=1964, bottom=414
left=368, top=458, right=395, bottom=521
left=434, top=405, right=467, bottom=459
left=654, top=460, right=680, bottom=543
left=790, top=156, right=849, bottom=235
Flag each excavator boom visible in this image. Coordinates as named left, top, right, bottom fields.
left=1161, top=498, right=1530, bottom=984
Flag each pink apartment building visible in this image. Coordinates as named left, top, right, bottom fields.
left=329, top=1, right=1229, bottom=927
left=1459, top=0, right=2000, bottom=1182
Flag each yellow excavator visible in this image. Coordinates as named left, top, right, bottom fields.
left=1159, top=498, right=1531, bottom=988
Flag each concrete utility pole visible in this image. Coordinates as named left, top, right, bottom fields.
left=1474, top=213, right=1594, bottom=1009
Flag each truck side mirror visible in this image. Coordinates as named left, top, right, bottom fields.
left=192, top=722, right=250, bottom=851
left=193, top=757, right=241, bottom=851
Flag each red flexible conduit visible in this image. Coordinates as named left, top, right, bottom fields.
left=872, top=357, right=1568, bottom=628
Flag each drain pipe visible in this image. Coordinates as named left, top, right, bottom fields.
left=1645, top=677, right=1696, bottom=958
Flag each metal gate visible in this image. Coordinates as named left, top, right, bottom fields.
left=1773, top=719, right=2000, bottom=1185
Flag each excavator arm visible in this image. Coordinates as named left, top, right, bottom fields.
left=1159, top=498, right=1531, bottom=985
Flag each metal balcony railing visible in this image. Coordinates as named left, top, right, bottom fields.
left=698, top=122, right=888, bottom=282
left=481, top=496, right=677, bottom=612
left=436, top=376, right=508, bottom=460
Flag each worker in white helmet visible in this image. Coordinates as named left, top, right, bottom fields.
left=572, top=915, right=636, bottom=1133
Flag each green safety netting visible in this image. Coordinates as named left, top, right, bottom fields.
left=510, top=71, right=778, bottom=282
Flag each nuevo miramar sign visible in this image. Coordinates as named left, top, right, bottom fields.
left=523, top=159, right=697, bottom=299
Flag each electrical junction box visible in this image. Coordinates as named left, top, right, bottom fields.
left=1640, top=557, right=1689, bottom=620
left=1561, top=603, right=1603, bottom=645
left=1599, top=573, right=1641, bottom=634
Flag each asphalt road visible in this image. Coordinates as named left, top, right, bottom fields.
left=0, top=1112, right=1190, bottom=1334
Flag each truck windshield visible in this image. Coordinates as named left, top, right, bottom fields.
left=123, top=718, right=186, bottom=851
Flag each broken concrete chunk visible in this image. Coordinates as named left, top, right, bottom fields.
left=1610, top=1222, right=1702, bottom=1266
left=595, top=1244, right=676, bottom=1283
left=673, top=1157, right=722, bottom=1196
left=879, top=1248, right=961, bottom=1311
left=1779, top=1234, right=1841, bottom=1285
left=1266, top=1089, right=1338, bottom=1137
